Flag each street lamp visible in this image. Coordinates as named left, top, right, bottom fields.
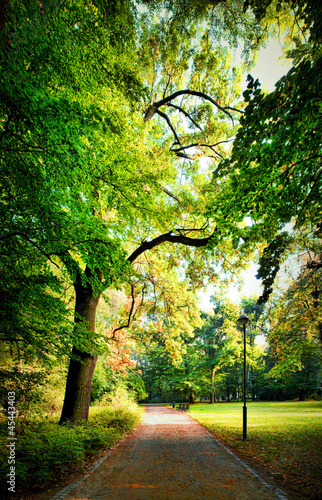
left=237, top=313, right=250, bottom=440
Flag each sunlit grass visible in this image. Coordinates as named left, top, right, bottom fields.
left=190, top=400, right=322, bottom=500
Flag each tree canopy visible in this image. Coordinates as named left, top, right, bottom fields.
left=1, top=0, right=322, bottom=422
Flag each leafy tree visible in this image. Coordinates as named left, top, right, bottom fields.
left=2, top=0, right=312, bottom=425
left=1, top=0, right=148, bottom=423
left=210, top=0, right=322, bottom=304
left=266, top=234, right=322, bottom=378
left=240, top=295, right=266, bottom=398
left=1, top=0, right=255, bottom=423
left=195, top=297, right=240, bottom=402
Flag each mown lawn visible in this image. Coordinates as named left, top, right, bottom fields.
left=190, top=400, right=322, bottom=500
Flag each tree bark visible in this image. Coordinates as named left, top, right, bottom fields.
left=59, top=266, right=102, bottom=424
left=59, top=229, right=216, bottom=423
left=189, top=390, right=195, bottom=404
left=210, top=366, right=216, bottom=404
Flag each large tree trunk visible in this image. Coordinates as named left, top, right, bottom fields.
left=58, top=229, right=217, bottom=424
left=251, top=366, right=255, bottom=401
left=59, top=266, right=102, bottom=424
left=210, top=366, right=216, bottom=404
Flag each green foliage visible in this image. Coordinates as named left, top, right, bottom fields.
left=265, top=259, right=322, bottom=383
left=125, top=370, right=148, bottom=401
left=138, top=294, right=267, bottom=403
left=91, top=360, right=147, bottom=403
left=240, top=295, right=265, bottom=324
left=208, top=2, right=322, bottom=306
left=9, top=426, right=86, bottom=485
left=2, top=0, right=321, bottom=427
left=256, top=233, right=292, bottom=304
left=0, top=0, right=148, bottom=364
left=214, top=57, right=322, bottom=236
left=0, top=396, right=142, bottom=490
left=0, top=369, right=46, bottom=425
left=0, top=364, right=66, bottom=431
left=256, top=226, right=322, bottom=395
left=139, top=0, right=269, bottom=60
left=244, top=0, right=322, bottom=50
left=0, top=244, right=74, bottom=362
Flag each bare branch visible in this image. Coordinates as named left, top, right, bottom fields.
left=156, top=109, right=182, bottom=146
left=160, top=186, right=182, bottom=204
left=176, top=151, right=196, bottom=160
left=174, top=224, right=210, bottom=235
left=113, top=284, right=136, bottom=336
left=171, top=141, right=225, bottom=160
left=166, top=103, right=202, bottom=131
left=169, top=144, right=198, bottom=160
left=171, top=143, right=199, bottom=152
left=144, top=89, right=242, bottom=123
left=127, top=229, right=216, bottom=264
left=307, top=261, right=322, bottom=270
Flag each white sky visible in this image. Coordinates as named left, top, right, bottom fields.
left=198, top=262, right=263, bottom=312
left=250, top=38, right=292, bottom=92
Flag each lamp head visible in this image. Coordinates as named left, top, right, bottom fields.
left=237, top=314, right=250, bottom=326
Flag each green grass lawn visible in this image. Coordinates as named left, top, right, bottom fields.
left=190, top=400, right=322, bottom=500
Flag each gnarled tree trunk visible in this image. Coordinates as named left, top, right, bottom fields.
left=59, top=266, right=102, bottom=424
left=59, top=231, right=215, bottom=423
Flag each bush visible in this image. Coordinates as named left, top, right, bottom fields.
left=94, top=407, right=140, bottom=433
left=17, top=426, right=85, bottom=485
left=0, top=366, right=66, bottom=432
left=76, top=426, right=120, bottom=454
left=0, top=395, right=143, bottom=491
left=0, top=424, right=85, bottom=487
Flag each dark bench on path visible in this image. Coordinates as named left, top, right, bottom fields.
left=176, top=403, right=190, bottom=412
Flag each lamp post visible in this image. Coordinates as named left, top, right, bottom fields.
left=237, top=313, right=250, bottom=440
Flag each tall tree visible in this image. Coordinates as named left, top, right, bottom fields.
left=1, top=0, right=296, bottom=423
left=210, top=0, right=322, bottom=304
left=266, top=230, right=322, bottom=375
left=193, top=297, right=240, bottom=403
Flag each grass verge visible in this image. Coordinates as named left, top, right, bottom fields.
left=190, top=400, right=322, bottom=500
left=0, top=400, right=143, bottom=495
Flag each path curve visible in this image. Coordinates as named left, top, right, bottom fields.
left=52, top=405, right=288, bottom=500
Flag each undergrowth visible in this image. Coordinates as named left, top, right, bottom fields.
left=0, top=390, right=143, bottom=493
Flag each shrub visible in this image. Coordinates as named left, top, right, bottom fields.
left=16, top=426, right=85, bottom=485
left=76, top=426, right=120, bottom=454
left=0, top=394, right=143, bottom=491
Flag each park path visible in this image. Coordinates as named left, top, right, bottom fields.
left=52, top=405, right=287, bottom=500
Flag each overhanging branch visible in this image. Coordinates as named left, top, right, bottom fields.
left=156, top=109, right=181, bottom=146
left=166, top=103, right=202, bottom=130
left=144, top=89, right=242, bottom=123
left=113, top=284, right=136, bottom=336
left=127, top=229, right=216, bottom=264
left=160, top=186, right=182, bottom=204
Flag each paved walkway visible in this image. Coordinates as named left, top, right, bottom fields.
left=52, top=405, right=288, bottom=500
